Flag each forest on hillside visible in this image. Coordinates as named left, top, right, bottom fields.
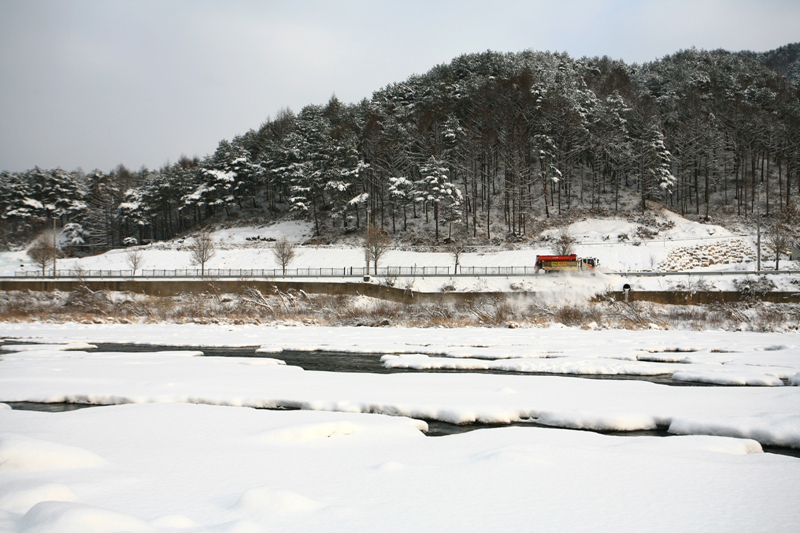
left=2, top=44, right=799, bottom=250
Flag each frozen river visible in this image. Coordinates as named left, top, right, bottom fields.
left=1, top=323, right=799, bottom=532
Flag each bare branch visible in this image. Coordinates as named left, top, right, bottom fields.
left=554, top=226, right=576, bottom=256
left=364, top=226, right=391, bottom=275
left=126, top=248, right=144, bottom=275
left=271, top=237, right=297, bottom=275
left=188, top=230, right=216, bottom=276
left=27, top=235, right=56, bottom=275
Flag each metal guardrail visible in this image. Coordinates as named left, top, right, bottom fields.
left=616, top=270, right=800, bottom=277
left=9, top=266, right=536, bottom=278
left=5, top=267, right=799, bottom=279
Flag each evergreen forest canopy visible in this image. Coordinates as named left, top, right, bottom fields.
left=2, top=44, right=800, bottom=250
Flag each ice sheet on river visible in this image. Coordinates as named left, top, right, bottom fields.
left=381, top=353, right=792, bottom=384
left=1, top=346, right=799, bottom=448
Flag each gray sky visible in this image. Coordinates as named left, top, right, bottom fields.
left=1, top=0, right=798, bottom=173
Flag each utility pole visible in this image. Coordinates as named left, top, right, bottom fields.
left=53, top=216, right=58, bottom=277
left=364, top=209, right=370, bottom=280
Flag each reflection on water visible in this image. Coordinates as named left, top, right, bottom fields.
left=5, top=401, right=104, bottom=412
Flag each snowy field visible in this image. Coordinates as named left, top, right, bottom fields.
left=2, top=213, right=799, bottom=295
left=1, top=324, right=799, bottom=532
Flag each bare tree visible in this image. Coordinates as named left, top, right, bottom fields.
left=188, top=230, right=216, bottom=276
left=365, top=226, right=391, bottom=275
left=27, top=235, right=56, bottom=275
left=448, top=242, right=468, bottom=274
left=126, top=248, right=144, bottom=275
left=271, top=237, right=297, bottom=275
left=765, top=221, right=792, bottom=270
left=554, top=226, right=576, bottom=256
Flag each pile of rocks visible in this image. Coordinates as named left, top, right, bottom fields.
left=659, top=239, right=755, bottom=271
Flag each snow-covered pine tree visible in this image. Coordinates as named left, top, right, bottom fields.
left=638, top=124, right=676, bottom=212
left=388, top=176, right=415, bottom=232
left=417, top=156, right=463, bottom=241
left=82, top=169, right=117, bottom=248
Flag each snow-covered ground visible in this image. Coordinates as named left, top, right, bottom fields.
left=2, top=214, right=798, bottom=295
left=5, top=402, right=798, bottom=533
left=1, top=324, right=799, bottom=532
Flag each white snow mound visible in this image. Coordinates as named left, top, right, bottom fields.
left=255, top=421, right=358, bottom=442
left=672, top=371, right=784, bottom=386
left=692, top=436, right=763, bottom=455
left=0, top=481, right=78, bottom=514
left=669, top=414, right=800, bottom=448
left=20, top=501, right=152, bottom=533
left=148, top=514, right=199, bottom=529
left=234, top=488, right=322, bottom=514
left=375, top=461, right=406, bottom=472
left=0, top=434, right=107, bottom=472
left=537, top=411, right=658, bottom=431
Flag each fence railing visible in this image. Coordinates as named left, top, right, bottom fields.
left=12, top=266, right=510, bottom=278
left=8, top=267, right=800, bottom=279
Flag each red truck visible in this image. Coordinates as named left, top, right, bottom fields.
left=535, top=254, right=599, bottom=273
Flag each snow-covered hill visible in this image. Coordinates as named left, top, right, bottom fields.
left=2, top=210, right=797, bottom=295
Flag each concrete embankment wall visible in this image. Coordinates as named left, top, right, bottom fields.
left=603, top=290, right=800, bottom=304
left=0, top=279, right=500, bottom=305
left=1, top=279, right=799, bottom=305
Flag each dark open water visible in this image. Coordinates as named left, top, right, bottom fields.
left=91, top=343, right=717, bottom=386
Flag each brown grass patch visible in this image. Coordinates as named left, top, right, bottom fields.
left=1, top=288, right=798, bottom=332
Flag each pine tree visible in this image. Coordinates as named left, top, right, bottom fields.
left=417, top=156, right=463, bottom=241
left=638, top=124, right=676, bottom=212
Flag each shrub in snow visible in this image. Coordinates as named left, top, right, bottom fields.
left=636, top=225, right=658, bottom=240
left=554, top=227, right=576, bottom=255
left=734, top=276, right=776, bottom=299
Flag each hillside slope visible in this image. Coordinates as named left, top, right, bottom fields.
left=2, top=209, right=797, bottom=297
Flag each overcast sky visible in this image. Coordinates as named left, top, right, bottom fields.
left=1, top=0, right=798, bottom=174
